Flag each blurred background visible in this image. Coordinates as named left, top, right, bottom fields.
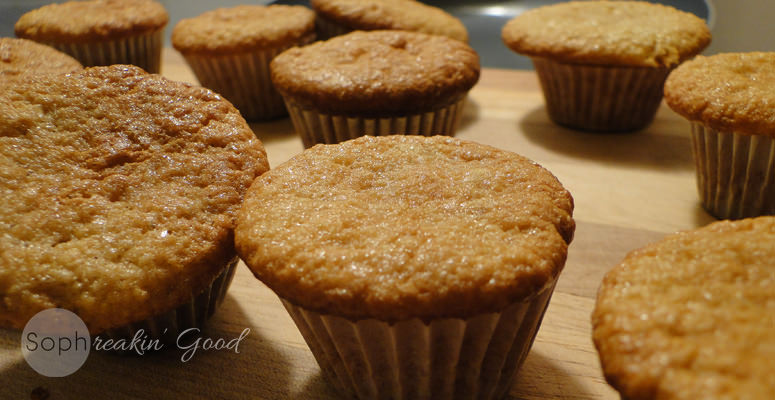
left=1, top=0, right=773, bottom=69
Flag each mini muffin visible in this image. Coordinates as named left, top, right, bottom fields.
left=15, top=0, right=168, bottom=73
left=0, top=65, right=269, bottom=340
left=172, top=5, right=316, bottom=121
left=665, top=52, right=775, bottom=220
left=271, top=30, right=480, bottom=148
left=310, top=0, right=468, bottom=41
left=502, top=1, right=710, bottom=132
left=236, top=135, right=575, bottom=399
left=592, top=217, right=775, bottom=400
left=0, top=37, right=82, bottom=84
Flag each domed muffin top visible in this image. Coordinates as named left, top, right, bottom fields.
left=270, top=30, right=480, bottom=116
left=15, top=0, right=168, bottom=43
left=0, top=37, right=82, bottom=84
left=172, top=5, right=315, bottom=55
left=311, top=0, right=468, bottom=42
left=593, top=217, right=775, bottom=400
left=665, top=52, right=775, bottom=136
left=236, top=135, right=574, bottom=321
left=502, top=1, right=710, bottom=67
left=0, top=65, right=269, bottom=334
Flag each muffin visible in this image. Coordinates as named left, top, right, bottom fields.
left=310, top=0, right=468, bottom=41
left=0, top=37, right=82, bottom=84
left=502, top=1, right=710, bottom=132
left=172, top=5, right=316, bottom=121
left=236, top=135, right=575, bottom=399
left=15, top=0, right=168, bottom=73
left=665, top=52, right=775, bottom=220
left=592, top=217, right=775, bottom=400
left=0, top=65, right=269, bottom=340
left=271, top=30, right=480, bottom=148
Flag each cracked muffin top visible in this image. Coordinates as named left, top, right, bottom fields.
left=270, top=30, right=480, bottom=116
left=311, top=0, right=468, bottom=42
left=236, top=135, right=574, bottom=321
left=15, top=0, right=168, bottom=43
left=0, top=65, right=269, bottom=334
left=665, top=52, right=775, bottom=136
left=502, top=1, right=710, bottom=67
left=171, top=5, right=315, bottom=55
left=593, top=217, right=775, bottom=400
left=0, top=38, right=82, bottom=84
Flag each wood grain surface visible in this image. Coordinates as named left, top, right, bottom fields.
left=0, top=49, right=716, bottom=399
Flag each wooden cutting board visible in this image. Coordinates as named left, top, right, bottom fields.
left=0, top=49, right=716, bottom=399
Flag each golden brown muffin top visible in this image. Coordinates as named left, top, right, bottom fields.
left=0, top=38, right=82, bottom=83
left=592, top=217, right=775, bottom=400
left=0, top=65, right=269, bottom=334
left=15, top=0, right=168, bottom=43
left=665, top=52, right=775, bottom=137
left=311, top=0, right=468, bottom=42
left=501, top=1, right=710, bottom=67
left=236, top=135, right=574, bottom=321
left=270, top=30, right=480, bottom=116
left=171, top=5, right=316, bottom=55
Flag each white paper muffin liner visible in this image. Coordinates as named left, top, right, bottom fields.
left=182, top=33, right=315, bottom=121
left=45, top=29, right=164, bottom=73
left=690, top=123, right=775, bottom=219
left=96, top=256, right=238, bottom=345
left=532, top=57, right=670, bottom=132
left=314, top=15, right=352, bottom=40
left=284, top=97, right=467, bottom=148
left=282, top=281, right=556, bottom=400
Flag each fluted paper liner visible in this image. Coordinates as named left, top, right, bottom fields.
left=97, top=257, right=238, bottom=345
left=46, top=29, right=164, bottom=73
left=314, top=15, right=352, bottom=40
left=285, top=97, right=467, bottom=148
left=691, top=123, right=775, bottom=219
left=532, top=57, right=670, bottom=132
left=182, top=34, right=314, bottom=121
left=282, top=281, right=556, bottom=400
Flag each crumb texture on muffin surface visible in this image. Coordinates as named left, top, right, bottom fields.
left=0, top=65, right=269, bottom=334
left=665, top=52, right=775, bottom=136
left=14, top=0, right=169, bottom=43
left=592, top=217, right=775, bottom=400
left=310, top=0, right=468, bottom=42
left=0, top=37, right=83, bottom=83
left=501, top=1, right=710, bottom=67
left=171, top=5, right=315, bottom=55
left=270, top=30, right=480, bottom=116
left=236, top=135, right=574, bottom=321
